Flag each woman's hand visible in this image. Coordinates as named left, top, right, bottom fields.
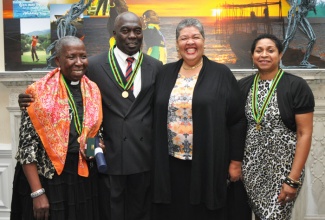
left=80, top=137, right=105, bottom=160
left=22, top=163, right=49, bottom=219
left=277, top=183, right=297, bottom=206
left=228, top=160, right=242, bottom=182
left=33, top=194, right=50, bottom=220
left=80, top=148, right=94, bottom=161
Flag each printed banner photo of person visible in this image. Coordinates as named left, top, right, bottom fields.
left=31, top=36, right=39, bottom=62
left=142, top=10, right=167, bottom=64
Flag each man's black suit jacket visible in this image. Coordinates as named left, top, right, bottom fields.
left=87, top=51, right=162, bottom=175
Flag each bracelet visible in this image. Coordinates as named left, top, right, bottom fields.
left=287, top=176, right=302, bottom=185
left=30, top=188, right=45, bottom=198
left=284, top=177, right=301, bottom=189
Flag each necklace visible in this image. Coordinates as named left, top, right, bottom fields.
left=182, top=59, right=203, bottom=70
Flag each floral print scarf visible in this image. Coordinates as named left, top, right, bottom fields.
left=26, top=68, right=102, bottom=177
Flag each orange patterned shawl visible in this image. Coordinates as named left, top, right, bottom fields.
left=26, top=68, right=103, bottom=177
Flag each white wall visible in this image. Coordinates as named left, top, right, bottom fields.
left=0, top=1, right=12, bottom=218
left=0, top=83, right=11, bottom=144
left=0, top=0, right=4, bottom=71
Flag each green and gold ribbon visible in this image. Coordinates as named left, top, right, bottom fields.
left=108, top=47, right=143, bottom=91
left=252, top=69, right=284, bottom=130
left=62, top=75, right=83, bottom=135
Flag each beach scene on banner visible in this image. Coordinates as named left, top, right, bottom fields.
left=3, top=0, right=325, bottom=70
left=83, top=0, right=325, bottom=68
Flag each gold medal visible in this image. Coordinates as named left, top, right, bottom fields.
left=77, top=137, right=81, bottom=143
left=108, top=49, right=143, bottom=96
left=122, top=91, right=129, bottom=98
left=252, top=69, right=284, bottom=133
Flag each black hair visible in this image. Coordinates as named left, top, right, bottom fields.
left=143, top=10, right=155, bottom=18
left=250, top=33, right=283, bottom=54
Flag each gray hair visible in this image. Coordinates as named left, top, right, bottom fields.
left=176, top=18, right=205, bottom=40
left=55, top=36, right=83, bottom=57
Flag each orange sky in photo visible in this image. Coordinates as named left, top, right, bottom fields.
left=127, top=0, right=290, bottom=17
left=2, top=0, right=291, bottom=19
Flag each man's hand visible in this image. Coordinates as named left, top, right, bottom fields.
left=18, top=93, right=34, bottom=110
left=99, top=139, right=106, bottom=153
left=228, top=160, right=242, bottom=182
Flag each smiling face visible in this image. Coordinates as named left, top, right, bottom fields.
left=55, top=42, right=88, bottom=81
left=177, top=26, right=205, bottom=65
left=252, top=38, right=282, bottom=75
left=113, top=12, right=143, bottom=56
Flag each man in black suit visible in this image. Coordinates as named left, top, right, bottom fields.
left=18, top=11, right=162, bottom=220
left=87, top=12, right=162, bottom=220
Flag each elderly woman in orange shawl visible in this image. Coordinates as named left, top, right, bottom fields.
left=11, top=36, right=103, bottom=220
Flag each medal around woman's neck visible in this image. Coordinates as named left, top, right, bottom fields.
left=61, top=74, right=83, bottom=141
left=252, top=69, right=284, bottom=131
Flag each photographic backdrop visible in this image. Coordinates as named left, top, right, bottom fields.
left=3, top=0, right=325, bottom=71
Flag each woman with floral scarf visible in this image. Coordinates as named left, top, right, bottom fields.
left=11, top=36, right=103, bottom=220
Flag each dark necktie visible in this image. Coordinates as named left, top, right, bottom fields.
left=125, top=57, right=135, bottom=91
left=125, top=57, right=135, bottom=81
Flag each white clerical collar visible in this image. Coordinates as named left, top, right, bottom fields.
left=70, top=81, right=80, bottom=85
